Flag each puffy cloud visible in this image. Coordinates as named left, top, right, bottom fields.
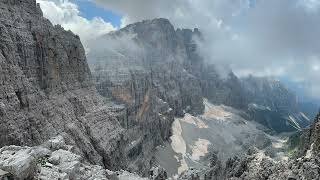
left=37, top=0, right=116, bottom=48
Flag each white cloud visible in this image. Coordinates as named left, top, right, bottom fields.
left=93, top=0, right=320, bottom=99
left=37, top=0, right=116, bottom=48
left=36, top=0, right=320, bottom=99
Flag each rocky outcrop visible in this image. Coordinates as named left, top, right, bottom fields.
left=0, top=135, right=174, bottom=180
left=0, top=0, right=125, bottom=171
left=220, top=145, right=320, bottom=180
left=299, top=113, right=320, bottom=156
left=0, top=136, right=108, bottom=180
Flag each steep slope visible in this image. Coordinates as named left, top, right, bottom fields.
left=220, top=113, right=320, bottom=180
left=155, top=99, right=283, bottom=177
left=177, top=113, right=320, bottom=179
left=299, top=112, right=320, bottom=155
left=88, top=18, right=205, bottom=173
left=0, top=0, right=125, bottom=171
left=242, top=76, right=311, bottom=132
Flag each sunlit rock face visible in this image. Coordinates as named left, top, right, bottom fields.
left=155, top=99, right=288, bottom=177
left=0, top=0, right=125, bottom=171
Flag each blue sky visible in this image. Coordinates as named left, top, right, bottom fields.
left=75, top=0, right=122, bottom=27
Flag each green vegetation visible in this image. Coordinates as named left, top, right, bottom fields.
left=286, top=131, right=302, bottom=156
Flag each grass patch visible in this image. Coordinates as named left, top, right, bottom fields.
left=285, top=131, right=302, bottom=156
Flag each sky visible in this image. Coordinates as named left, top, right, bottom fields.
left=36, top=0, right=320, bottom=100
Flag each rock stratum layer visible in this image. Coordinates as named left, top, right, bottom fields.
left=0, top=0, right=125, bottom=171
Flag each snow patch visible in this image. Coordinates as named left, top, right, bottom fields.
left=288, top=116, right=302, bottom=131
left=170, top=119, right=186, bottom=155
left=181, top=114, right=208, bottom=128
left=178, top=158, right=188, bottom=175
left=300, top=112, right=311, bottom=121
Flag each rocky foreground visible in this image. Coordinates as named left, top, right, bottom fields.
left=0, top=114, right=319, bottom=179
left=0, top=135, right=167, bottom=180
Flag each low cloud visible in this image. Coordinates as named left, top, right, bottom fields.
left=93, top=0, right=320, bottom=99
left=38, top=0, right=320, bottom=99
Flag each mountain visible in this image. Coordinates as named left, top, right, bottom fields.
left=88, top=18, right=205, bottom=173
left=0, top=0, right=126, bottom=171
left=0, top=1, right=317, bottom=178
left=89, top=18, right=310, bottom=135
left=87, top=18, right=313, bottom=176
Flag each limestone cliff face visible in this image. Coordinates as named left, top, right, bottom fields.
left=89, top=19, right=204, bottom=173
left=0, top=0, right=125, bottom=170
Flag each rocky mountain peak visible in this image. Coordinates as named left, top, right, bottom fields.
left=125, top=18, right=175, bottom=32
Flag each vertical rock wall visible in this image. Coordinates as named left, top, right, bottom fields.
left=0, top=0, right=125, bottom=171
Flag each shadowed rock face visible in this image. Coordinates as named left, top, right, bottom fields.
left=0, top=0, right=125, bottom=171
left=299, top=113, right=320, bottom=155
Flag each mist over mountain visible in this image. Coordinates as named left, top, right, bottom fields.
left=0, top=0, right=319, bottom=180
